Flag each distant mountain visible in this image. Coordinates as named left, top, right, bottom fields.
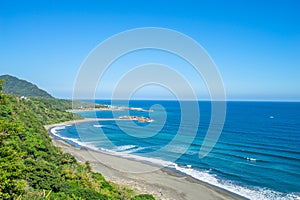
left=0, top=74, right=53, bottom=98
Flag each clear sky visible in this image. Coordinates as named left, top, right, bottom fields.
left=0, top=0, right=299, bottom=100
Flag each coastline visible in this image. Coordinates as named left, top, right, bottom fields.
left=66, top=106, right=153, bottom=113
left=45, top=119, right=243, bottom=200
left=44, top=117, right=131, bottom=130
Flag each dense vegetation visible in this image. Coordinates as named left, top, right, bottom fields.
left=0, top=80, right=154, bottom=199
left=0, top=75, right=53, bottom=98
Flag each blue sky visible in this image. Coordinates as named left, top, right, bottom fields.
left=0, top=0, right=299, bottom=100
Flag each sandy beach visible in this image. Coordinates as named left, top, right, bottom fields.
left=45, top=119, right=243, bottom=200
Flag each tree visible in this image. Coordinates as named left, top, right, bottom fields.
left=0, top=93, right=155, bottom=199
left=0, top=79, right=3, bottom=93
left=0, top=80, right=6, bottom=104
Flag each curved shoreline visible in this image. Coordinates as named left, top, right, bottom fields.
left=45, top=118, right=243, bottom=200
left=44, top=117, right=130, bottom=130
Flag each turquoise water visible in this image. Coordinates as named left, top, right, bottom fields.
left=52, top=100, right=300, bottom=199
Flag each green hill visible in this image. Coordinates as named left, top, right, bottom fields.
left=0, top=74, right=53, bottom=98
left=0, top=81, right=154, bottom=199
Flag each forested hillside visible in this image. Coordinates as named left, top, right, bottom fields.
left=0, top=74, right=53, bottom=98
left=0, top=80, right=154, bottom=200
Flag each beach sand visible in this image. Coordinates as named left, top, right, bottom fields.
left=45, top=119, right=243, bottom=200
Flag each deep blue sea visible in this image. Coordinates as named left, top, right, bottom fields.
left=51, top=100, right=300, bottom=199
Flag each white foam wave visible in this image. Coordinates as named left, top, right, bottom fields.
left=132, top=107, right=143, bottom=110
left=49, top=126, right=300, bottom=200
left=172, top=164, right=299, bottom=200
left=123, top=147, right=146, bottom=154
left=114, top=144, right=151, bottom=153
left=93, top=124, right=105, bottom=128
left=116, top=145, right=137, bottom=151
left=245, top=157, right=257, bottom=162
left=96, top=144, right=300, bottom=200
left=51, top=127, right=171, bottom=166
left=50, top=127, right=98, bottom=151
left=53, top=126, right=66, bottom=130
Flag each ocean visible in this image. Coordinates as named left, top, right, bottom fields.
left=51, top=100, right=300, bottom=200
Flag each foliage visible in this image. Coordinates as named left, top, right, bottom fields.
left=132, top=194, right=156, bottom=200
left=0, top=80, right=3, bottom=94
left=0, top=91, right=155, bottom=199
left=0, top=74, right=53, bottom=98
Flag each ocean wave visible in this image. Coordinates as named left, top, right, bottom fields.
left=213, top=140, right=300, bottom=157
left=50, top=126, right=300, bottom=200
left=171, top=164, right=300, bottom=200
left=239, top=149, right=300, bottom=163
left=50, top=127, right=98, bottom=151
left=245, top=157, right=257, bottom=162
left=115, top=144, right=148, bottom=154
left=209, top=153, right=300, bottom=178
left=53, top=126, right=66, bottom=130
left=116, top=145, right=137, bottom=151
left=209, top=150, right=262, bottom=163
left=131, top=107, right=143, bottom=110
left=93, top=145, right=300, bottom=200
left=210, top=144, right=300, bottom=165
left=123, top=147, right=146, bottom=154
left=93, top=124, right=105, bottom=128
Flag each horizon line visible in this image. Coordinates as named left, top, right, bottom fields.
left=68, top=98, right=300, bottom=103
